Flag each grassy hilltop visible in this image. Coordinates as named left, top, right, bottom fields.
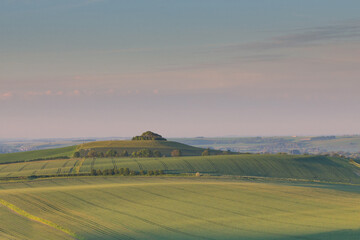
left=0, top=132, right=220, bottom=164
left=0, top=154, right=359, bottom=184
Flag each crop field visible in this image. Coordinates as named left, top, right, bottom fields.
left=0, top=146, right=77, bottom=164
left=77, top=140, right=212, bottom=156
left=0, top=155, right=359, bottom=183
left=0, top=177, right=359, bottom=240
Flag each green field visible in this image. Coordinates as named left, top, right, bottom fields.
left=0, top=177, right=359, bottom=240
left=77, top=140, right=214, bottom=156
left=0, top=154, right=359, bottom=183
left=1, top=141, right=359, bottom=239
left=0, top=140, right=214, bottom=164
left=0, top=146, right=77, bottom=164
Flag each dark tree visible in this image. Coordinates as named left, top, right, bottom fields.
left=90, top=169, right=97, bottom=175
left=171, top=149, right=182, bottom=157
left=73, top=151, right=80, bottom=158
left=121, top=150, right=129, bottom=157
left=87, top=150, right=97, bottom=158
left=132, top=131, right=167, bottom=141
left=202, top=149, right=210, bottom=156
left=153, top=150, right=162, bottom=158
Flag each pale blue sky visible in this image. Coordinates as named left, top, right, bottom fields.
left=1, top=0, right=360, bottom=138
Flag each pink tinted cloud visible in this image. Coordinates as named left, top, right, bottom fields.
left=1, top=92, right=13, bottom=100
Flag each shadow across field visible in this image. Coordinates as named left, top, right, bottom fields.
left=78, top=228, right=360, bottom=240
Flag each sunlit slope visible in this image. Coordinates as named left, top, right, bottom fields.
left=78, top=140, right=210, bottom=156
left=0, top=177, right=359, bottom=240
left=1, top=155, right=359, bottom=183
left=0, top=140, right=211, bottom=164
left=0, top=146, right=77, bottom=164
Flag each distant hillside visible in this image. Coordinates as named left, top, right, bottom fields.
left=0, top=154, right=359, bottom=183
left=77, top=140, right=218, bottom=157
left=173, top=135, right=360, bottom=154
left=0, top=139, right=219, bottom=164
left=0, top=145, right=77, bottom=164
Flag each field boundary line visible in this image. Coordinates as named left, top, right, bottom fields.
left=132, top=159, right=143, bottom=170
left=159, top=160, right=169, bottom=171
left=111, top=158, right=118, bottom=170
left=182, top=159, right=196, bottom=172
left=75, top=158, right=85, bottom=174
left=90, top=158, right=96, bottom=171
left=0, top=198, right=81, bottom=240
left=17, top=163, right=28, bottom=172
left=206, top=159, right=219, bottom=173
left=40, top=162, right=49, bottom=170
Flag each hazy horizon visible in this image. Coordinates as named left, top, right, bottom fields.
left=2, top=0, right=360, bottom=138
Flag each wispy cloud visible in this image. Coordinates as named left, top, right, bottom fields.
left=222, top=21, right=360, bottom=52
left=0, top=92, right=13, bottom=100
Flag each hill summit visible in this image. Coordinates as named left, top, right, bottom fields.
left=132, top=131, right=167, bottom=141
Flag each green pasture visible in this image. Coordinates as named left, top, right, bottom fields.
left=0, top=146, right=77, bottom=164
left=0, top=155, right=359, bottom=183
left=77, top=140, right=212, bottom=156
left=0, top=177, right=359, bottom=240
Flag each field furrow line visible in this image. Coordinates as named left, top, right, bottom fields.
left=203, top=184, right=354, bottom=222
left=0, top=198, right=80, bottom=240
left=182, top=160, right=195, bottom=172
left=58, top=192, right=139, bottom=240
left=96, top=189, right=219, bottom=239
left=69, top=160, right=79, bottom=174
left=61, top=191, right=211, bottom=240
left=90, top=158, right=96, bottom=170
left=132, top=159, right=143, bottom=170
left=75, top=158, right=85, bottom=174
left=21, top=194, right=121, bottom=239
left=134, top=187, right=328, bottom=233
left=206, top=159, right=219, bottom=173
left=40, top=162, right=49, bottom=170
left=62, top=160, right=71, bottom=168
left=0, top=164, right=9, bottom=172
left=0, top=227, right=18, bottom=240
left=14, top=197, right=113, bottom=239
left=171, top=185, right=289, bottom=213
left=112, top=158, right=118, bottom=170
left=17, top=164, right=28, bottom=172
left=159, top=160, right=169, bottom=171
left=209, top=184, right=333, bottom=210
left=228, top=158, right=243, bottom=173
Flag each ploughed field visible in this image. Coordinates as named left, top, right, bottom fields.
left=0, top=177, right=359, bottom=240
left=0, top=155, right=359, bottom=183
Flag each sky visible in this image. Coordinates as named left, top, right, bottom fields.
left=1, top=0, right=360, bottom=138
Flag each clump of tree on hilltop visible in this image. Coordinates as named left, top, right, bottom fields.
left=132, top=131, right=167, bottom=141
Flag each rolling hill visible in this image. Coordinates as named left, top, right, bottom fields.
left=0, top=140, right=216, bottom=164
left=0, top=177, right=359, bottom=240
left=77, top=140, right=216, bottom=157
left=0, top=154, right=359, bottom=184
left=0, top=145, right=77, bottom=164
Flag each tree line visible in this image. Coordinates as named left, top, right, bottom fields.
left=90, top=167, right=165, bottom=176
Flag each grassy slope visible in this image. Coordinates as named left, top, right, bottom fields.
left=78, top=140, right=213, bottom=156
left=1, top=154, right=359, bottom=183
left=0, top=177, right=359, bottom=240
left=0, top=146, right=77, bottom=164
left=174, top=136, right=360, bottom=153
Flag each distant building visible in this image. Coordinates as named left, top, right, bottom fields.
left=289, top=149, right=301, bottom=155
